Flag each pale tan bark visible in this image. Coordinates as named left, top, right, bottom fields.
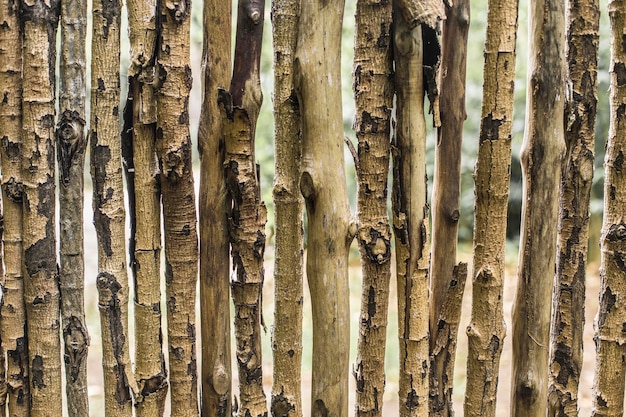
left=198, top=1, right=232, bottom=415
left=392, top=5, right=430, bottom=416
left=511, top=0, right=566, bottom=414
left=91, top=0, right=136, bottom=413
left=548, top=0, right=599, bottom=415
left=20, top=0, right=62, bottom=415
left=352, top=1, right=393, bottom=416
left=591, top=1, right=626, bottom=415
left=125, top=0, right=167, bottom=414
left=155, top=0, right=199, bottom=413
left=0, top=0, right=28, bottom=414
left=428, top=1, right=469, bottom=415
left=463, top=0, right=518, bottom=415
left=57, top=0, right=89, bottom=414
left=294, top=1, right=354, bottom=415
left=271, top=0, right=303, bottom=415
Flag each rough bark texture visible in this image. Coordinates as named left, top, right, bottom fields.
left=0, top=198, right=5, bottom=417
left=511, top=0, right=566, bottom=414
left=91, top=0, right=137, bottom=413
left=220, top=2, right=267, bottom=416
left=548, top=0, right=599, bottom=415
left=271, top=0, right=303, bottom=415
left=0, top=0, right=29, bottom=414
left=428, top=0, right=469, bottom=414
left=392, top=5, right=431, bottom=416
left=155, top=0, right=199, bottom=412
left=591, top=1, right=626, bottom=415
left=352, top=1, right=393, bottom=416
left=20, top=0, right=62, bottom=414
left=294, top=1, right=354, bottom=415
left=463, top=0, right=518, bottom=415
left=125, top=0, right=168, bottom=414
left=198, top=0, right=232, bottom=415
left=57, top=0, right=89, bottom=413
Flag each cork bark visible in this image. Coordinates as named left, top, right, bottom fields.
left=124, top=0, right=168, bottom=413
left=57, top=0, right=89, bottom=413
left=428, top=0, right=469, bottom=414
left=0, top=0, right=29, bottom=413
left=198, top=0, right=232, bottom=415
left=591, top=1, right=626, bottom=415
left=219, top=2, right=268, bottom=416
left=294, top=0, right=354, bottom=415
left=352, top=1, right=393, bottom=416
left=511, top=0, right=566, bottom=414
left=91, top=0, right=137, bottom=413
left=20, top=0, right=62, bottom=414
left=463, top=0, right=518, bottom=415
left=155, top=0, right=199, bottom=413
left=548, top=0, right=599, bottom=415
left=270, top=0, right=303, bottom=415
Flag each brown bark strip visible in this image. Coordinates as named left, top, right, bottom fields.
left=125, top=0, right=168, bottom=413
left=271, top=0, right=303, bottom=415
left=392, top=4, right=430, bottom=415
left=20, top=0, right=62, bottom=414
left=429, top=263, right=468, bottom=417
left=0, top=0, right=29, bottom=414
left=155, top=0, right=199, bottom=412
left=294, top=0, right=354, bottom=415
left=428, top=0, right=469, bottom=415
left=198, top=0, right=232, bottom=415
left=511, top=0, right=566, bottom=414
left=91, top=0, right=137, bottom=413
left=548, top=0, right=599, bottom=415
left=352, top=0, right=393, bottom=416
left=220, top=2, right=267, bottom=416
left=0, top=198, right=5, bottom=417
left=395, top=0, right=445, bottom=31
left=591, top=1, right=626, bottom=415
left=57, top=0, right=89, bottom=413
left=463, top=0, right=517, bottom=414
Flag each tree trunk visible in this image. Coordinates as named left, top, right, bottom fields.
left=91, top=0, right=137, bottom=413
left=155, top=0, right=199, bottom=413
left=57, top=0, right=89, bottom=413
left=428, top=0, right=469, bottom=414
left=270, top=0, right=304, bottom=415
left=198, top=0, right=232, bottom=415
left=20, top=0, right=62, bottom=414
left=392, top=1, right=442, bottom=415
left=0, top=0, right=29, bottom=414
left=124, top=0, right=168, bottom=414
left=352, top=1, right=393, bottom=416
left=220, top=2, right=267, bottom=416
left=511, top=0, right=565, bottom=414
left=591, top=1, right=626, bottom=415
left=463, top=0, right=518, bottom=415
left=294, top=1, right=354, bottom=415
left=548, top=0, right=599, bottom=415
left=0, top=197, right=5, bottom=417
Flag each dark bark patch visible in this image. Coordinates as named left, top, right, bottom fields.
left=271, top=391, right=295, bottom=417
left=100, top=0, right=120, bottom=40
left=312, top=399, right=329, bottom=417
left=97, top=78, right=105, bottom=92
left=139, top=372, right=167, bottom=398
left=63, top=315, right=89, bottom=382
left=31, top=355, right=45, bottom=389
left=1, top=135, right=20, bottom=159
left=56, top=110, right=86, bottom=186
left=300, top=171, right=316, bottom=215
left=187, top=355, right=197, bottom=378
left=615, top=62, right=626, bottom=87
left=615, top=150, right=624, bottom=173
left=405, top=389, right=419, bottom=409
left=359, top=111, right=381, bottom=134
left=164, top=0, right=190, bottom=22
left=480, top=114, right=503, bottom=142
left=178, top=110, right=189, bottom=125
left=614, top=252, right=626, bottom=275
left=3, top=177, right=23, bottom=203
left=598, top=286, right=616, bottom=328
left=167, top=296, right=176, bottom=313
left=367, top=285, right=376, bottom=320
left=253, top=230, right=265, bottom=259
left=287, top=349, right=294, bottom=358
left=24, top=225, right=55, bottom=277
left=377, top=22, right=391, bottom=48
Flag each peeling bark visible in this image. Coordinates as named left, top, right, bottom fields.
left=352, top=0, right=393, bottom=416
left=155, top=0, right=199, bottom=412
left=294, top=0, right=354, bottom=415
left=271, top=0, right=303, bottom=415
left=20, top=0, right=62, bottom=414
left=91, top=0, right=136, bottom=413
left=198, top=0, right=232, bottom=415
left=463, top=0, right=518, bottom=414
left=392, top=2, right=433, bottom=415
left=0, top=0, right=29, bottom=413
left=591, top=1, right=626, bottom=415
left=511, top=0, right=566, bottom=414
left=548, top=0, right=599, bottom=415
left=428, top=0, right=469, bottom=414
left=57, top=0, right=89, bottom=413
